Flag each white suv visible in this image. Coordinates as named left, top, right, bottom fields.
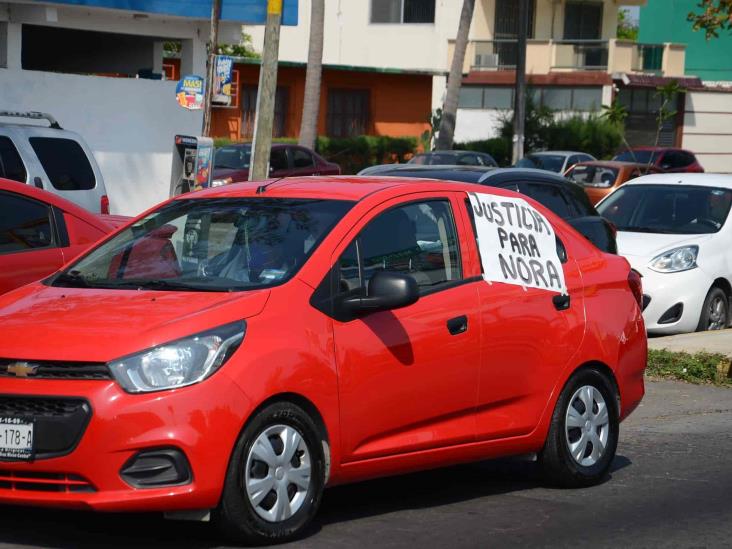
left=0, top=111, right=108, bottom=213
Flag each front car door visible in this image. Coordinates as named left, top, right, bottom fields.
left=288, top=147, right=319, bottom=177
left=268, top=147, right=290, bottom=178
left=0, top=190, right=65, bottom=294
left=328, top=193, right=482, bottom=462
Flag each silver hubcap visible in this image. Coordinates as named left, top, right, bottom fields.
left=244, top=424, right=312, bottom=523
left=565, top=385, right=610, bottom=467
left=707, top=295, right=727, bottom=330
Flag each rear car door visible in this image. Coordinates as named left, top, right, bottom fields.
left=329, top=193, right=482, bottom=462
left=0, top=190, right=65, bottom=294
left=268, top=147, right=290, bottom=178
left=288, top=147, right=319, bottom=176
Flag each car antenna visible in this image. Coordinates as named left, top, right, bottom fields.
left=256, top=178, right=284, bottom=194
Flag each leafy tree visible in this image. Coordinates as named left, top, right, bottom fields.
left=617, top=8, right=639, bottom=41
left=653, top=80, right=684, bottom=148
left=688, top=0, right=732, bottom=38
left=601, top=100, right=635, bottom=161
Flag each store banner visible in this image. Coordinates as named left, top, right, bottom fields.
left=213, top=56, right=234, bottom=106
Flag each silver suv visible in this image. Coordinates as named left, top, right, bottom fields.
left=0, top=111, right=108, bottom=213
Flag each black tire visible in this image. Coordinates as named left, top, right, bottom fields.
left=539, top=368, right=619, bottom=488
left=214, top=402, right=326, bottom=545
left=696, top=286, right=729, bottom=332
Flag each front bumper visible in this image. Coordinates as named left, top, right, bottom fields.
left=632, top=262, right=712, bottom=335
left=0, top=373, right=250, bottom=511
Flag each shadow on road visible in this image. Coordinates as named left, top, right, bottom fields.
left=0, top=455, right=631, bottom=548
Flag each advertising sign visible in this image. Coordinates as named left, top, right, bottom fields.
left=213, top=55, right=234, bottom=106
left=176, top=75, right=205, bottom=110
left=467, top=192, right=567, bottom=294
left=195, top=144, right=213, bottom=190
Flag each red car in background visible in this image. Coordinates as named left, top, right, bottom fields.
left=0, top=178, right=126, bottom=295
left=0, top=177, right=646, bottom=544
left=211, top=143, right=340, bottom=186
left=613, top=147, right=704, bottom=173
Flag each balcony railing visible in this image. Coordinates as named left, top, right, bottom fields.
left=632, top=43, right=664, bottom=73
left=552, top=40, right=609, bottom=71
left=472, top=40, right=518, bottom=70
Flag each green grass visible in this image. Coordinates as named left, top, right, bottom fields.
left=647, top=349, right=732, bottom=386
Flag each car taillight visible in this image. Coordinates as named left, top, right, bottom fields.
left=628, top=269, right=643, bottom=309
left=101, top=195, right=110, bottom=214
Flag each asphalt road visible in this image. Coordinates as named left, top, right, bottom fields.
left=1, top=379, right=731, bottom=549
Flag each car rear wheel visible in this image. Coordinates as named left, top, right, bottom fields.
left=697, top=286, right=729, bottom=332
left=539, top=368, right=619, bottom=488
left=215, top=402, right=325, bottom=545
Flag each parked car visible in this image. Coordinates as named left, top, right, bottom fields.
left=357, top=165, right=617, bottom=254
left=0, top=111, right=110, bottom=213
left=408, top=150, right=498, bottom=167
left=0, top=178, right=126, bottom=295
left=612, top=147, right=704, bottom=173
left=517, top=151, right=596, bottom=173
left=212, top=143, right=340, bottom=185
left=597, top=173, right=732, bottom=334
left=565, top=161, right=662, bottom=205
left=0, top=176, right=646, bottom=545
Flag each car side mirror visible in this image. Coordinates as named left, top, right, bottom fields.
left=338, top=271, right=419, bottom=317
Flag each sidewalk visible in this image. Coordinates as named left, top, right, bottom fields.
left=648, top=329, right=732, bottom=356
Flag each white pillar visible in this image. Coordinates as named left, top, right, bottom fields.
left=3, top=22, right=22, bottom=70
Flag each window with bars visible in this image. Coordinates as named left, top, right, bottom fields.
left=371, top=0, right=435, bottom=23
left=241, top=85, right=289, bottom=138
left=326, top=89, right=371, bottom=137
left=458, top=86, right=602, bottom=112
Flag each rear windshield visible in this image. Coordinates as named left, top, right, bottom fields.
left=29, top=137, right=96, bottom=191
left=597, top=184, right=732, bottom=234
left=409, top=153, right=456, bottom=165
left=521, top=155, right=565, bottom=173
left=215, top=145, right=251, bottom=170
left=613, top=150, right=659, bottom=164
left=566, top=165, right=619, bottom=188
left=51, top=198, right=354, bottom=292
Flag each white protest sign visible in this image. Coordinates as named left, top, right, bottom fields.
left=467, top=192, right=567, bottom=294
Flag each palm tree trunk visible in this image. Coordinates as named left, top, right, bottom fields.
left=435, top=0, right=476, bottom=151
left=298, top=0, right=325, bottom=150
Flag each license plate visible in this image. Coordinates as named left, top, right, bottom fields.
left=0, top=417, right=34, bottom=461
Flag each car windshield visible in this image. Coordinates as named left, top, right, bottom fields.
left=613, top=150, right=659, bottom=164
left=566, top=166, right=619, bottom=188
left=521, top=154, right=565, bottom=173
left=409, top=153, right=456, bottom=165
left=597, top=184, right=732, bottom=235
left=50, top=198, right=353, bottom=292
left=214, top=146, right=251, bottom=170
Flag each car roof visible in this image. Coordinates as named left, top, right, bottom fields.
left=571, top=161, right=649, bottom=169
left=0, top=178, right=116, bottom=230
left=527, top=151, right=583, bottom=157
left=622, top=173, right=732, bottom=189
left=417, top=150, right=485, bottom=156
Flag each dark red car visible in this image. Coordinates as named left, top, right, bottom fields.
left=0, top=178, right=127, bottom=295
left=212, top=143, right=340, bottom=185
left=613, top=147, right=704, bottom=173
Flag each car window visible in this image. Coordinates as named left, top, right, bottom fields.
left=0, top=136, right=27, bottom=183
left=0, top=192, right=55, bottom=254
left=28, top=137, right=96, bottom=191
left=291, top=148, right=314, bottom=169
left=678, top=151, right=694, bottom=167
left=457, top=154, right=479, bottom=166
left=270, top=148, right=288, bottom=171
left=480, top=154, right=497, bottom=167
left=214, top=146, right=250, bottom=170
left=520, top=183, right=573, bottom=219
left=566, top=165, right=619, bottom=188
left=336, top=200, right=462, bottom=295
left=567, top=155, right=582, bottom=168
left=525, top=154, right=565, bottom=173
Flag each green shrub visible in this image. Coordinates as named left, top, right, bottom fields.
left=453, top=137, right=512, bottom=167
left=647, top=349, right=732, bottom=386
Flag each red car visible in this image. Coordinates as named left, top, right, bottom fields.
left=0, top=177, right=646, bottom=544
left=0, top=178, right=126, bottom=295
left=613, top=147, right=704, bottom=173
left=212, top=143, right=340, bottom=186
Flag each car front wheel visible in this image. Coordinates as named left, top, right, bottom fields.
left=539, top=368, right=619, bottom=488
left=697, top=286, right=729, bottom=331
left=215, top=402, right=325, bottom=545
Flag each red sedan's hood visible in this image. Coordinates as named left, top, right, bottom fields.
left=0, top=284, right=270, bottom=362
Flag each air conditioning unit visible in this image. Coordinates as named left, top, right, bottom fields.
left=475, top=53, right=499, bottom=70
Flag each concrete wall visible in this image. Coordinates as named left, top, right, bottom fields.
left=0, top=69, right=202, bottom=216
left=683, top=90, right=732, bottom=174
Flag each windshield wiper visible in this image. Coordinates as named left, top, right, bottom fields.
left=617, top=226, right=673, bottom=234
left=106, top=279, right=227, bottom=292
left=52, top=271, right=94, bottom=288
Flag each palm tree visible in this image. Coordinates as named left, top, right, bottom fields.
left=601, top=100, right=636, bottom=162
left=435, top=0, right=476, bottom=151
left=298, top=0, right=325, bottom=150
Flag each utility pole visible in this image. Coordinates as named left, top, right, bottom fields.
left=512, top=0, right=528, bottom=165
left=249, top=0, right=283, bottom=181
left=202, top=0, right=222, bottom=136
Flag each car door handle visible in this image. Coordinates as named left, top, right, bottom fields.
left=33, top=177, right=43, bottom=189
left=553, top=294, right=571, bottom=311
left=447, top=315, right=468, bottom=335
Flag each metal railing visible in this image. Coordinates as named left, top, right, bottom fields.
left=552, top=40, right=609, bottom=70
left=472, top=39, right=519, bottom=70
left=632, top=43, right=664, bottom=73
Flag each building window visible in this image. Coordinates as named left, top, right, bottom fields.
left=563, top=1, right=603, bottom=40
left=458, top=86, right=602, bottom=112
left=327, top=89, right=371, bottom=137
left=371, top=0, right=435, bottom=23
left=241, top=86, right=289, bottom=138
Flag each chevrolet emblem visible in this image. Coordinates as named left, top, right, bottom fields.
left=5, top=362, right=39, bottom=378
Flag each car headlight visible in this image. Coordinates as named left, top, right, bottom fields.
left=648, top=246, right=699, bottom=273
left=109, top=321, right=245, bottom=393
left=211, top=177, right=233, bottom=188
